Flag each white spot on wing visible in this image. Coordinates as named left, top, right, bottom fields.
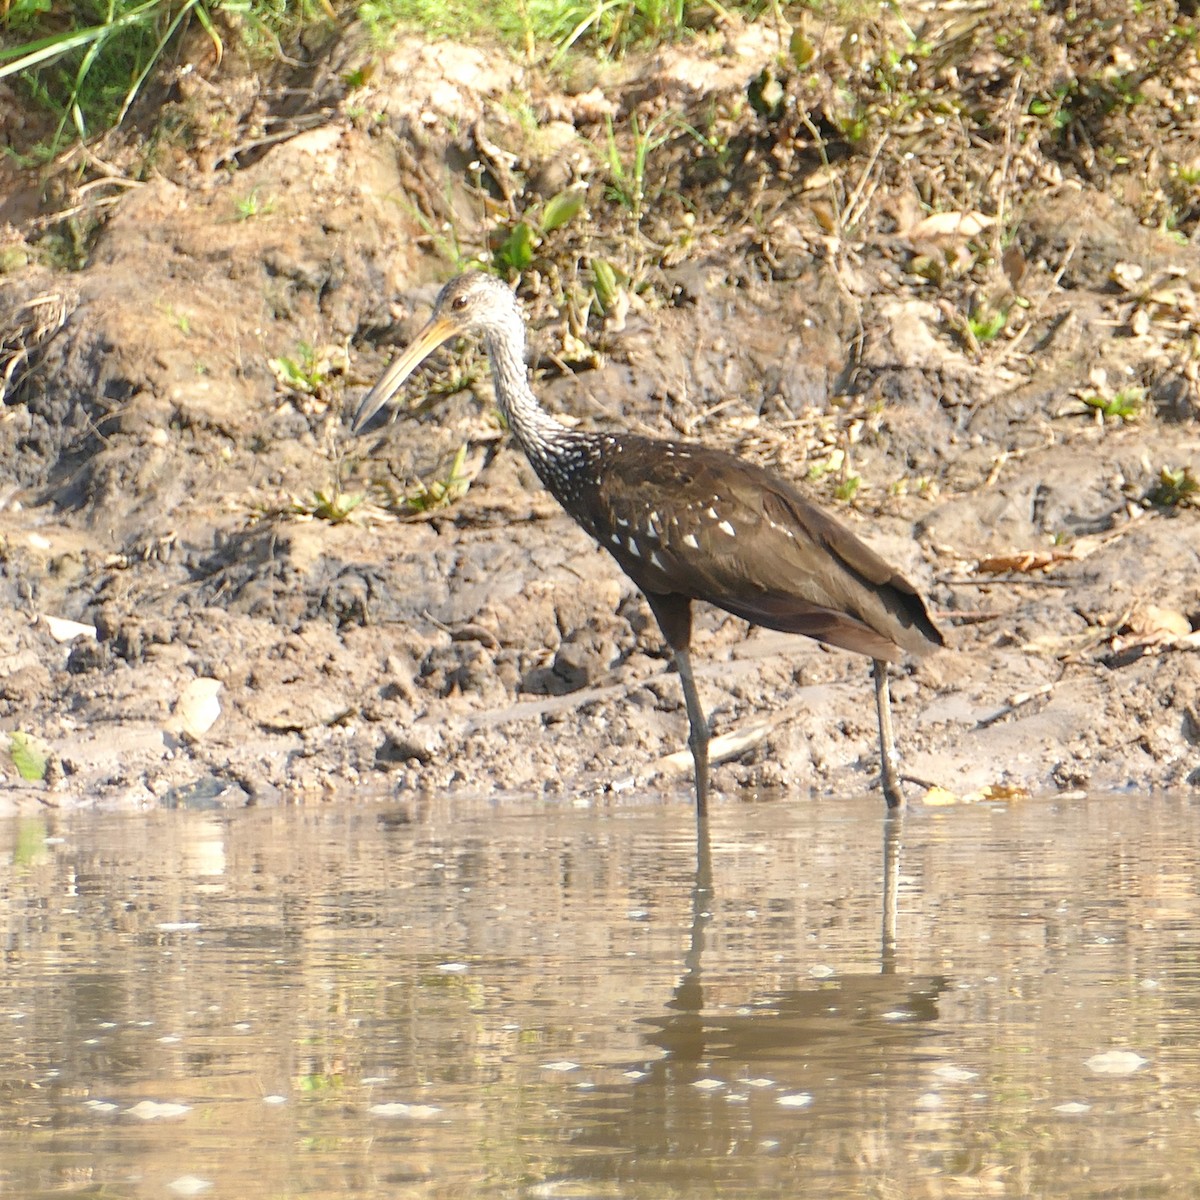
left=627, top=539, right=642, bottom=558
left=683, top=533, right=699, bottom=549
left=718, top=520, right=736, bottom=537
left=650, top=551, right=665, bottom=569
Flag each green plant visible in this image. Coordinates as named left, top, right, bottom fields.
left=1082, top=386, right=1144, bottom=423
left=292, top=489, right=365, bottom=524
left=400, top=443, right=473, bottom=513
left=0, top=0, right=346, bottom=155
left=541, top=0, right=690, bottom=62
left=834, top=474, right=863, bottom=503
left=604, top=111, right=671, bottom=225
left=489, top=187, right=585, bottom=273
left=806, top=447, right=864, bottom=503
left=5, top=731, right=48, bottom=782
left=969, top=305, right=1008, bottom=344
left=589, top=257, right=623, bottom=314
left=1147, top=464, right=1199, bottom=508
left=269, top=342, right=346, bottom=397
left=0, top=0, right=222, bottom=154
left=233, top=189, right=275, bottom=220
left=159, top=304, right=193, bottom=334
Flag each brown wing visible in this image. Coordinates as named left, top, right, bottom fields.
left=585, top=437, right=942, bottom=662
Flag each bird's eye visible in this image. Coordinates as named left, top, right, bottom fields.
left=451, top=296, right=468, bottom=311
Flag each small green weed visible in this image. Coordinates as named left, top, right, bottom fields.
left=969, top=305, right=1008, bottom=344
left=604, top=111, right=671, bottom=224
left=1082, top=387, right=1144, bottom=422
left=161, top=306, right=192, bottom=335
left=589, top=257, right=624, bottom=314
left=6, top=731, right=48, bottom=782
left=269, top=342, right=347, bottom=397
left=292, top=489, right=365, bottom=524
left=806, top=448, right=845, bottom=483
left=808, top=448, right=864, bottom=502
left=1147, top=464, right=1199, bottom=508
left=400, top=443, right=472, bottom=513
left=1170, top=162, right=1200, bottom=187
left=489, top=188, right=585, bottom=273
left=233, top=189, right=275, bottom=220
left=834, top=475, right=863, bottom=503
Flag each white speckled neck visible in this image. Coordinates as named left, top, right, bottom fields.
left=481, top=306, right=605, bottom=505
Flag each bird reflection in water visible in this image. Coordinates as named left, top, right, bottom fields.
left=641, top=816, right=946, bottom=1071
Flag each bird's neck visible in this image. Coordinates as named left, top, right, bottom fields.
left=484, top=327, right=579, bottom=468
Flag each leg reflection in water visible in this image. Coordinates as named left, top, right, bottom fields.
left=644, top=812, right=943, bottom=1064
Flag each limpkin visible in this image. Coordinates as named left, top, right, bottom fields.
left=353, top=272, right=943, bottom=816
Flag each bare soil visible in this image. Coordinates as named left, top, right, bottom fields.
left=1, top=6, right=1198, bottom=811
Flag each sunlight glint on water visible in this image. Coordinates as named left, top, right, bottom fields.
left=0, top=792, right=1198, bottom=1198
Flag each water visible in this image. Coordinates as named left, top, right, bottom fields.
left=2, top=792, right=1198, bottom=1198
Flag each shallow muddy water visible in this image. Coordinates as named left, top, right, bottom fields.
left=2, top=791, right=1198, bottom=1198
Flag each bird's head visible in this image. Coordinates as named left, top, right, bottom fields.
left=352, top=272, right=520, bottom=433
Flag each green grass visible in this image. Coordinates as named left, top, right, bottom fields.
left=361, top=0, right=722, bottom=56
left=395, top=442, right=473, bottom=513
left=0, top=0, right=225, bottom=157
left=0, top=0, right=348, bottom=158
left=1, top=0, right=768, bottom=158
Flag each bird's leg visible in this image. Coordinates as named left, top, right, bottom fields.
left=673, top=647, right=710, bottom=820
left=644, top=593, right=711, bottom=818
left=873, top=658, right=904, bottom=809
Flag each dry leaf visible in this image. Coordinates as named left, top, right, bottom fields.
left=1111, top=605, right=1197, bottom=655
left=1001, top=242, right=1027, bottom=291
left=921, top=785, right=961, bottom=806
left=906, top=211, right=993, bottom=243
left=976, top=783, right=1031, bottom=803
left=1125, top=605, right=1192, bottom=640
left=975, top=548, right=1076, bottom=574
left=922, top=783, right=1030, bottom=806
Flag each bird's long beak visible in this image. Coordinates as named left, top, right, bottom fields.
left=351, top=314, right=459, bottom=433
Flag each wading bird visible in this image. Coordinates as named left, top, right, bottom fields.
left=353, top=272, right=943, bottom=817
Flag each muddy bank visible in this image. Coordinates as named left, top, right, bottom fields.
left=1, top=13, right=1198, bottom=810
